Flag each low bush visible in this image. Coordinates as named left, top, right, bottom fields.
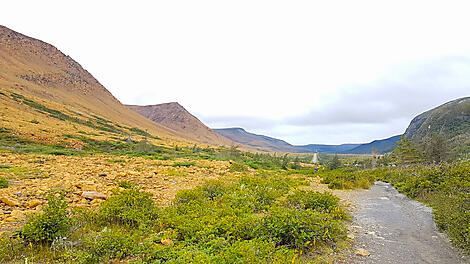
left=98, top=188, right=158, bottom=226
left=20, top=192, right=71, bottom=243
left=172, top=161, right=196, bottom=167
left=0, top=177, right=8, bottom=188
left=319, top=168, right=375, bottom=189
left=257, top=206, right=346, bottom=248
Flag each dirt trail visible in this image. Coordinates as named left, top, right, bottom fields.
left=344, top=181, right=468, bottom=264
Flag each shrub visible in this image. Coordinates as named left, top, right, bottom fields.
left=172, top=161, right=196, bottom=167
left=0, top=177, right=8, bottom=188
left=20, top=192, right=71, bottom=243
left=80, top=228, right=140, bottom=262
left=285, top=190, right=338, bottom=212
left=118, top=180, right=137, bottom=189
left=98, top=188, right=158, bottom=226
left=215, top=239, right=296, bottom=264
left=257, top=206, right=346, bottom=248
left=229, top=162, right=249, bottom=172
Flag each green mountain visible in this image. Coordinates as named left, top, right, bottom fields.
left=346, top=135, right=401, bottom=154
left=404, top=97, right=470, bottom=156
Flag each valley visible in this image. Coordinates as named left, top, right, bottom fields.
left=0, top=24, right=469, bottom=264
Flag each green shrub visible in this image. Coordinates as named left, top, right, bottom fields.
left=20, top=192, right=71, bottom=243
left=229, top=162, right=249, bottom=172
left=118, top=180, right=137, bottom=189
left=319, top=168, right=375, bottom=189
left=0, top=177, right=8, bottom=188
left=215, top=239, right=296, bottom=264
left=257, top=206, right=346, bottom=248
left=80, top=228, right=140, bottom=262
left=285, top=190, right=337, bottom=211
left=172, top=161, right=196, bottom=167
left=98, top=188, right=158, bottom=226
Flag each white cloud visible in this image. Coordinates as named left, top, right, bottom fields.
left=2, top=0, right=470, bottom=144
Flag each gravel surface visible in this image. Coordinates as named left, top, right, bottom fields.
left=348, top=181, right=468, bottom=264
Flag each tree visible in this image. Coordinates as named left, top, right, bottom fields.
left=392, top=136, right=422, bottom=165
left=328, top=154, right=342, bottom=170
left=425, top=133, right=448, bottom=163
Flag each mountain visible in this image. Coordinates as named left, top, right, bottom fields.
left=404, top=96, right=470, bottom=155
left=0, top=25, right=185, bottom=145
left=346, top=135, right=401, bottom=154
left=126, top=103, right=234, bottom=146
left=214, top=127, right=398, bottom=154
left=296, top=143, right=361, bottom=154
left=213, top=128, right=298, bottom=152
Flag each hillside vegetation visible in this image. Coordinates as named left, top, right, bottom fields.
left=404, top=97, right=470, bottom=158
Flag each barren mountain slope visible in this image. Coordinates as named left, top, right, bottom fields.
left=0, top=25, right=186, bottom=146
left=127, top=103, right=235, bottom=146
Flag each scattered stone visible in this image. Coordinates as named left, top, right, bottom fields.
left=161, top=239, right=173, bottom=246
left=355, top=248, right=370, bottom=256
left=367, top=231, right=376, bottom=235
left=171, top=180, right=178, bottom=184
left=347, top=234, right=355, bottom=239
left=9, top=210, right=25, bottom=221
left=25, top=199, right=42, bottom=208
left=0, top=197, right=20, bottom=207
left=14, top=191, right=22, bottom=196
left=81, top=191, right=106, bottom=200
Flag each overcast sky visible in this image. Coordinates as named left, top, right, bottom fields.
left=3, top=1, right=470, bottom=144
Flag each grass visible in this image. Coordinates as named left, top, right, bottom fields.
left=0, top=165, right=48, bottom=179
left=0, top=173, right=349, bottom=263
left=172, top=161, right=196, bottom=167
left=11, top=93, right=125, bottom=134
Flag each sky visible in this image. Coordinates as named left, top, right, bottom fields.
left=2, top=1, right=470, bottom=144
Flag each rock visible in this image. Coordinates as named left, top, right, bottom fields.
left=347, top=234, right=355, bottom=239
left=355, top=248, right=370, bottom=256
left=161, top=239, right=173, bottom=246
left=0, top=197, right=20, bottom=206
left=81, top=191, right=106, bottom=200
left=25, top=199, right=42, bottom=208
left=10, top=210, right=25, bottom=221
left=14, top=192, right=22, bottom=196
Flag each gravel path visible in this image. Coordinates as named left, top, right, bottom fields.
left=347, top=181, right=468, bottom=264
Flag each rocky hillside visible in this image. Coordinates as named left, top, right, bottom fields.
left=0, top=25, right=186, bottom=146
left=126, top=103, right=234, bottom=146
left=404, top=96, right=470, bottom=155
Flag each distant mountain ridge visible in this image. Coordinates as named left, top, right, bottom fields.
left=213, top=127, right=400, bottom=154
left=126, top=103, right=234, bottom=146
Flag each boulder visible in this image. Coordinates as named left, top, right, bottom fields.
left=25, top=199, right=42, bottom=208
left=355, top=248, right=370, bottom=256
left=0, top=197, right=20, bottom=206
left=81, top=191, right=106, bottom=200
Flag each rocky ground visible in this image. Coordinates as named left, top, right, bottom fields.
left=0, top=152, right=230, bottom=232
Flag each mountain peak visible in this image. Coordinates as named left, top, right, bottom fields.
left=126, top=103, right=234, bottom=146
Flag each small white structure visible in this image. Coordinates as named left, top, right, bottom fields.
left=312, top=152, right=319, bottom=164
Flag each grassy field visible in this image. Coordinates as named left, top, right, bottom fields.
left=0, top=128, right=352, bottom=263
